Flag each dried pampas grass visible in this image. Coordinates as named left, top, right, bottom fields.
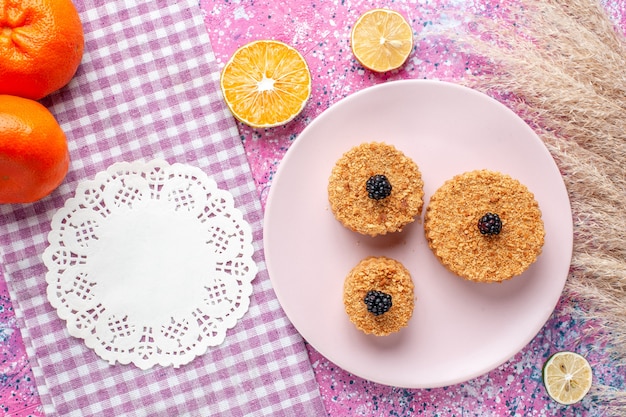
left=460, top=0, right=626, bottom=413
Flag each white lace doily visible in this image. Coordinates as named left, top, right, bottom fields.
left=43, top=160, right=258, bottom=369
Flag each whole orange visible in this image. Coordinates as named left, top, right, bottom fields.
left=0, top=0, right=84, bottom=100
left=0, top=95, right=69, bottom=203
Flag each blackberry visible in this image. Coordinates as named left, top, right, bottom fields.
left=364, top=290, right=392, bottom=316
left=366, top=174, right=392, bottom=200
left=478, top=212, right=502, bottom=235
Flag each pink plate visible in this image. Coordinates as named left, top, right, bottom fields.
left=264, top=80, right=573, bottom=388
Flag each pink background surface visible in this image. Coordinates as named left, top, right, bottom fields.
left=1, top=0, right=625, bottom=415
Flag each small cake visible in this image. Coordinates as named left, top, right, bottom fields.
left=328, top=142, right=424, bottom=237
left=343, top=256, right=415, bottom=336
left=424, top=170, right=545, bottom=283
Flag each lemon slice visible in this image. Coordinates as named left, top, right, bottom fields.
left=351, top=9, right=413, bottom=72
left=220, top=40, right=311, bottom=128
left=542, top=351, right=593, bottom=405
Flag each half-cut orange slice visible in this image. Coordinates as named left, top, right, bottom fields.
left=351, top=9, right=413, bottom=72
left=220, top=40, right=311, bottom=128
left=542, top=351, right=593, bottom=405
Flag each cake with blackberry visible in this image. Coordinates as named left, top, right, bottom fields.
left=343, top=256, right=415, bottom=336
left=328, top=142, right=424, bottom=237
left=424, top=170, right=545, bottom=283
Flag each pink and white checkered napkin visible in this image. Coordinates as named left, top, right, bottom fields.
left=0, top=1, right=325, bottom=415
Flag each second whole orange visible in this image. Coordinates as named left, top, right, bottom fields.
left=0, top=95, right=70, bottom=204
